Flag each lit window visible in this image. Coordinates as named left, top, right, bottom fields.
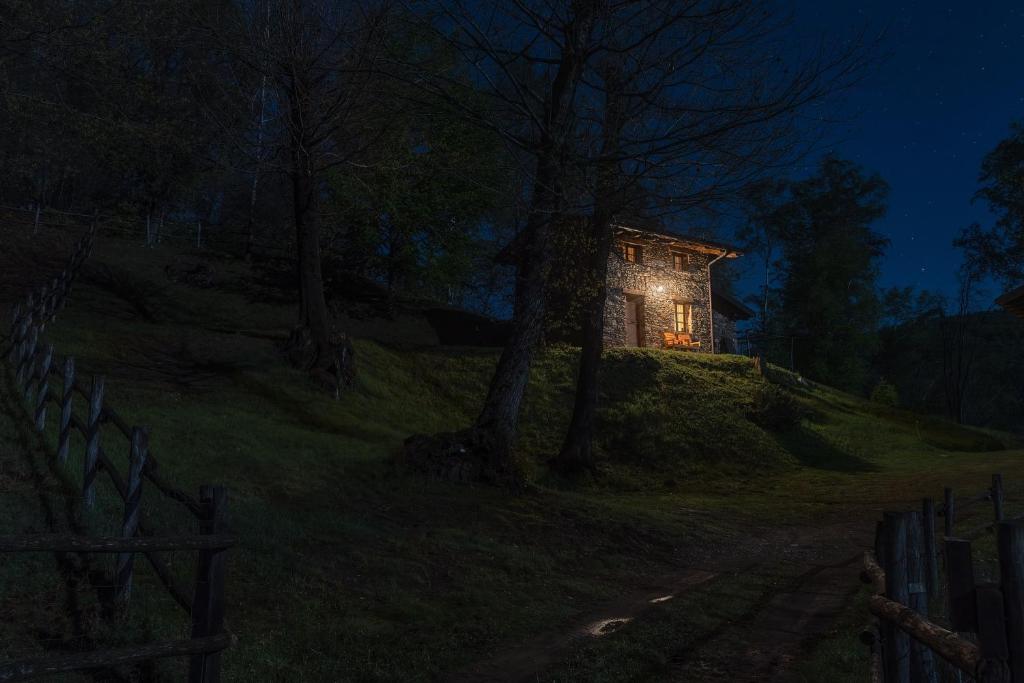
left=674, top=302, right=691, bottom=333
left=622, top=243, right=641, bottom=263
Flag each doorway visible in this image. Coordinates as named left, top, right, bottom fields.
left=625, top=295, right=644, bottom=347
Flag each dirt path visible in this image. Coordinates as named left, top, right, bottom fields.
left=446, top=568, right=719, bottom=683
left=666, top=519, right=873, bottom=681
left=445, top=514, right=875, bottom=683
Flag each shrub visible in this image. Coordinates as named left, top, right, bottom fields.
left=870, top=379, right=899, bottom=407
left=749, top=382, right=805, bottom=431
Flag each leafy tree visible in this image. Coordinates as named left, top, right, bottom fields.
left=956, top=120, right=1024, bottom=284
left=770, top=155, right=890, bottom=392
left=325, top=81, right=510, bottom=308
left=0, top=0, right=217, bottom=218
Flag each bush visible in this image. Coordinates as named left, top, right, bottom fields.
left=870, top=379, right=899, bottom=407
left=749, top=382, right=805, bottom=431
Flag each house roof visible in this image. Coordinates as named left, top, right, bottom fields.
left=996, top=284, right=1024, bottom=319
left=712, top=290, right=755, bottom=321
left=494, top=215, right=743, bottom=264
left=611, top=218, right=743, bottom=258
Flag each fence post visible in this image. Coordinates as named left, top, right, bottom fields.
left=883, top=511, right=911, bottom=683
left=976, top=584, right=1011, bottom=682
left=57, top=357, right=75, bottom=463
left=923, top=498, right=939, bottom=597
left=945, top=487, right=956, bottom=538
left=6, top=309, right=20, bottom=358
left=83, top=376, right=104, bottom=512
left=189, top=485, right=227, bottom=683
left=946, top=538, right=978, bottom=633
left=22, top=328, right=40, bottom=403
left=993, top=474, right=1005, bottom=524
left=34, top=344, right=53, bottom=431
left=7, top=316, right=26, bottom=364
left=998, top=522, right=1024, bottom=683
left=875, top=520, right=887, bottom=569
left=35, top=285, right=47, bottom=330
left=115, top=428, right=148, bottom=611
left=17, top=325, right=38, bottom=390
left=907, top=511, right=939, bottom=682
left=48, top=277, right=60, bottom=321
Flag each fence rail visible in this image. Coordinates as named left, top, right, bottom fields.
left=1, top=225, right=234, bottom=682
left=861, top=474, right=1024, bottom=682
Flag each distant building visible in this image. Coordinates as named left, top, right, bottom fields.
left=996, top=285, right=1024, bottom=319
left=604, top=222, right=747, bottom=352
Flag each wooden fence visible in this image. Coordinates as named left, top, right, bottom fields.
left=862, top=474, right=1024, bottom=682
left=0, top=227, right=235, bottom=682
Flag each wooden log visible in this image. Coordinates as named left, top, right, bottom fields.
left=976, top=584, right=1011, bottom=682
left=94, top=403, right=203, bottom=517
left=946, top=487, right=956, bottom=537
left=947, top=538, right=978, bottom=633
left=57, top=357, right=74, bottom=463
left=0, top=632, right=235, bottom=682
left=94, top=445, right=198, bottom=613
left=0, top=534, right=235, bottom=553
left=868, top=594, right=979, bottom=675
left=997, top=522, right=1024, bottom=683
left=115, top=428, right=148, bottom=608
left=863, top=551, right=886, bottom=594
left=923, top=498, right=939, bottom=597
left=33, top=344, right=53, bottom=431
left=908, top=511, right=939, bottom=682
left=73, top=438, right=199, bottom=614
left=994, top=474, right=1006, bottom=524
left=82, top=376, right=104, bottom=512
left=884, top=511, right=912, bottom=683
left=189, top=485, right=228, bottom=683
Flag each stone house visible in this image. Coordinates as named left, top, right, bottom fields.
left=604, top=223, right=750, bottom=352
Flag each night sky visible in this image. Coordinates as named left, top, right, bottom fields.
left=747, top=1, right=1024, bottom=302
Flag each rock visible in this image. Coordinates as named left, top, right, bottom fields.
left=400, top=430, right=523, bottom=486
left=164, top=262, right=217, bottom=288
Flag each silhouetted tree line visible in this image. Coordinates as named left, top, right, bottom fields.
left=740, top=120, right=1024, bottom=431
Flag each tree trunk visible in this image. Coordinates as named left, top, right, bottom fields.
left=553, top=58, right=626, bottom=475
left=553, top=212, right=614, bottom=473
left=288, top=164, right=332, bottom=371
left=402, top=4, right=598, bottom=485
left=473, top=159, right=561, bottom=471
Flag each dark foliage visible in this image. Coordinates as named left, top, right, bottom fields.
left=748, top=382, right=806, bottom=432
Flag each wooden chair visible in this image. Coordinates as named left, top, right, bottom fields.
left=677, top=333, right=701, bottom=350
left=662, top=331, right=679, bottom=348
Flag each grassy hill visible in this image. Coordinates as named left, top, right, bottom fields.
left=2, top=226, right=1023, bottom=681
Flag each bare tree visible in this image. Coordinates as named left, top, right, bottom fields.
left=939, top=272, right=978, bottom=424
left=402, top=0, right=873, bottom=481
left=401, top=0, right=603, bottom=483
left=200, top=0, right=396, bottom=392
left=552, top=1, right=873, bottom=473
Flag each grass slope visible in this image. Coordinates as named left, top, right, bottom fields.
left=1, top=226, right=1022, bottom=681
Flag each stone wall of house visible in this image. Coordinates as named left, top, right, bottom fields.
left=713, top=310, right=738, bottom=354
left=603, top=236, right=713, bottom=350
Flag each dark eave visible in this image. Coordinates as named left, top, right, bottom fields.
left=712, top=290, right=755, bottom=320
left=996, top=284, right=1024, bottom=319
